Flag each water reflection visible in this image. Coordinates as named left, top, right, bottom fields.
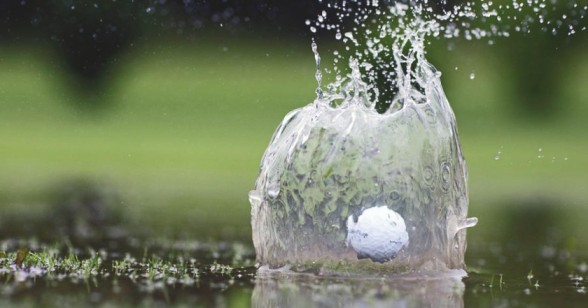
left=251, top=198, right=588, bottom=308
left=251, top=271, right=466, bottom=308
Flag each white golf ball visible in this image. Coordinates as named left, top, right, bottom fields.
left=346, top=206, right=409, bottom=263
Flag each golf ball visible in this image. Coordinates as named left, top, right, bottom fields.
left=346, top=206, right=409, bottom=263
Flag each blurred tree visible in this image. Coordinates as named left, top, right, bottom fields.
left=46, top=2, right=141, bottom=102
left=0, top=0, right=317, bottom=109
left=1, top=1, right=143, bottom=109
left=503, top=33, right=562, bottom=119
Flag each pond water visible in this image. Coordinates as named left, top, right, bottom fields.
left=1, top=199, right=586, bottom=307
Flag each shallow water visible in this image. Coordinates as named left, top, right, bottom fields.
left=0, top=199, right=586, bottom=307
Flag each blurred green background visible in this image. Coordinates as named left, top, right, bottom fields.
left=1, top=1, right=587, bottom=244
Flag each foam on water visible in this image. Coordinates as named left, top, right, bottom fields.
left=249, top=0, right=585, bottom=274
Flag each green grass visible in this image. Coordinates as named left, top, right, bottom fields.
left=0, top=38, right=587, bottom=238
left=0, top=238, right=256, bottom=306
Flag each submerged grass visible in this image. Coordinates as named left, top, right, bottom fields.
left=0, top=238, right=256, bottom=306
left=2, top=232, right=584, bottom=306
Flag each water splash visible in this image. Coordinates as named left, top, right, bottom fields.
left=310, top=0, right=585, bottom=112
left=311, top=39, right=323, bottom=99
left=249, top=1, right=585, bottom=274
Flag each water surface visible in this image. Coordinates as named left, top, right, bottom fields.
left=1, top=197, right=586, bottom=307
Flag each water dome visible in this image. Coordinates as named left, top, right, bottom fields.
left=249, top=57, right=477, bottom=274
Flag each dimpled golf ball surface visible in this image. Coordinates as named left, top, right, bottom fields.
left=346, top=206, right=409, bottom=263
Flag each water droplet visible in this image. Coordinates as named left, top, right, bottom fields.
left=311, top=40, right=323, bottom=99
left=440, top=162, right=451, bottom=192
left=457, top=217, right=478, bottom=231
left=389, top=191, right=400, bottom=201
left=494, top=146, right=503, bottom=160
left=469, top=72, right=476, bottom=80
left=578, top=262, right=588, bottom=273
left=249, top=191, right=262, bottom=209
left=537, top=148, right=544, bottom=159
left=267, top=185, right=280, bottom=199
left=423, top=166, right=435, bottom=185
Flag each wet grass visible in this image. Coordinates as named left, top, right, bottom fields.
left=0, top=238, right=256, bottom=306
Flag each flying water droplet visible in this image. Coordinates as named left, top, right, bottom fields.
left=457, top=217, right=479, bottom=231
left=495, top=146, right=503, bottom=161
